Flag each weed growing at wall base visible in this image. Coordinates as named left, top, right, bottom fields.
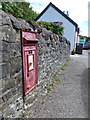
left=45, top=84, right=53, bottom=93
left=52, top=76, right=61, bottom=85
left=60, top=63, right=68, bottom=71
left=44, top=63, right=69, bottom=93
left=67, top=58, right=73, bottom=61
left=45, top=76, right=61, bottom=93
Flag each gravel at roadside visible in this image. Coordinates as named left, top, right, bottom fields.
left=24, top=54, right=88, bottom=118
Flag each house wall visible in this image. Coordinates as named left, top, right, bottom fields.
left=37, top=6, right=76, bottom=51
left=0, top=10, right=70, bottom=118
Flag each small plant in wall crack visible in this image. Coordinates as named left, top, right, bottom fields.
left=21, top=111, right=28, bottom=117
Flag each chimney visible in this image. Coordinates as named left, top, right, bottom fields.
left=67, top=11, right=69, bottom=16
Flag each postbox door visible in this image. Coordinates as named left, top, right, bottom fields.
left=23, top=49, right=38, bottom=95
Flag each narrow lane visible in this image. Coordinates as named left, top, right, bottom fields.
left=26, top=50, right=88, bottom=118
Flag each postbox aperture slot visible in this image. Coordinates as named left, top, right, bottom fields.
left=24, top=40, right=38, bottom=45
left=27, top=41, right=31, bottom=43
left=27, top=41, right=38, bottom=43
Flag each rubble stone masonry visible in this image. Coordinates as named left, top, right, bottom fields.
left=0, top=10, right=70, bottom=118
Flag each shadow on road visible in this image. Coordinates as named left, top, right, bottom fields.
left=81, top=68, right=89, bottom=118
left=88, top=68, right=90, bottom=119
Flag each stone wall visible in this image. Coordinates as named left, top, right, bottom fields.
left=0, top=10, right=70, bottom=118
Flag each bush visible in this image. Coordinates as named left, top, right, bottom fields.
left=71, top=48, right=76, bottom=55
left=33, top=21, right=64, bottom=35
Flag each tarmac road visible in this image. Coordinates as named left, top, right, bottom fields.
left=24, top=50, right=89, bottom=118
left=70, top=50, right=89, bottom=68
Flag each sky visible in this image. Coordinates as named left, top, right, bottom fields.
left=25, top=0, right=89, bottom=36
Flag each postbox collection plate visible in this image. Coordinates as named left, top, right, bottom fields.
left=21, top=30, right=38, bottom=95
left=28, top=54, right=34, bottom=71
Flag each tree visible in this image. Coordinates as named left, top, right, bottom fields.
left=1, top=2, right=38, bottom=21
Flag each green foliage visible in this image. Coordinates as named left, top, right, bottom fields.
left=52, top=76, right=61, bottom=85
left=87, top=37, right=90, bottom=40
left=71, top=48, right=76, bottom=55
left=80, top=36, right=85, bottom=39
left=1, top=2, right=38, bottom=21
left=45, top=75, right=61, bottom=93
left=63, top=63, right=68, bottom=67
left=21, top=111, right=28, bottom=117
left=72, top=48, right=76, bottom=52
left=80, top=35, right=90, bottom=40
left=60, top=67, right=64, bottom=70
left=45, top=84, right=53, bottom=93
left=85, top=37, right=90, bottom=43
left=60, top=63, right=68, bottom=70
left=33, top=21, right=64, bottom=35
left=67, top=58, right=73, bottom=61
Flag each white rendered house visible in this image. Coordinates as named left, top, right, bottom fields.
left=35, top=2, right=79, bottom=51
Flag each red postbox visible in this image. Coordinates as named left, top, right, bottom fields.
left=21, top=30, right=38, bottom=95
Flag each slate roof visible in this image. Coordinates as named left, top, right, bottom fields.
left=35, top=2, right=78, bottom=28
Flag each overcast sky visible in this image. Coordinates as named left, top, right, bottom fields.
left=26, top=0, right=89, bottom=36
